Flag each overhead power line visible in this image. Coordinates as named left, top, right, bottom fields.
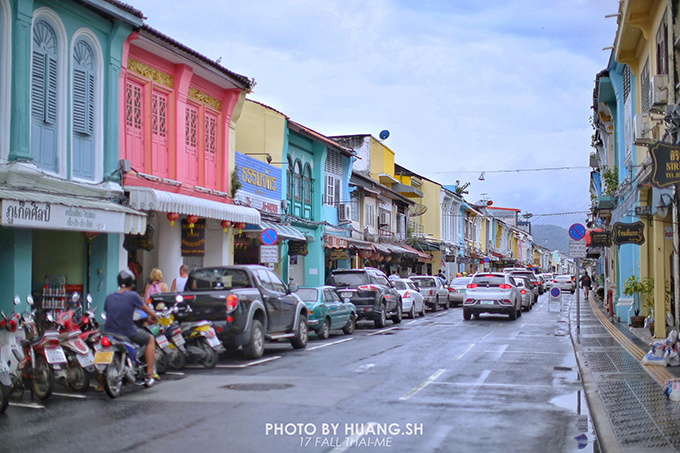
left=422, top=166, right=589, bottom=175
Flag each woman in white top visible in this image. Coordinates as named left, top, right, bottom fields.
left=171, top=264, right=189, bottom=292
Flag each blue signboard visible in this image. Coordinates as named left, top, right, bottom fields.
left=568, top=223, right=586, bottom=241
left=234, top=152, right=282, bottom=214
left=260, top=228, right=278, bottom=245
left=550, top=287, right=561, bottom=297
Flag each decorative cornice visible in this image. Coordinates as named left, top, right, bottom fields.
left=188, top=86, right=222, bottom=111
left=127, top=58, right=173, bottom=88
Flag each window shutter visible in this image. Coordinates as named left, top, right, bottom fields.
left=87, top=73, right=95, bottom=135
left=335, top=178, right=340, bottom=205
left=31, top=52, right=46, bottom=119
left=73, top=68, right=87, bottom=134
left=45, top=54, right=58, bottom=124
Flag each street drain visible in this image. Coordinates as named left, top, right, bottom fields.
left=553, top=366, right=574, bottom=372
left=554, top=331, right=567, bottom=336
left=222, top=383, right=293, bottom=391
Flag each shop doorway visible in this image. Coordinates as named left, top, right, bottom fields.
left=289, top=255, right=305, bottom=285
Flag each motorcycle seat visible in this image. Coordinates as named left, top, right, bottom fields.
left=104, top=332, right=133, bottom=344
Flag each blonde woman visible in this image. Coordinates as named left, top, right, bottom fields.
left=144, top=268, right=169, bottom=303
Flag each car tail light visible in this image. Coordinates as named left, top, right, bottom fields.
left=448, top=287, right=455, bottom=292
left=467, top=284, right=478, bottom=289
left=520, top=289, right=526, bottom=294
left=498, top=284, right=512, bottom=289
left=227, top=316, right=233, bottom=323
left=101, top=337, right=110, bottom=348
left=358, top=285, right=377, bottom=291
left=429, top=289, right=433, bottom=296
left=226, top=294, right=238, bottom=312
left=216, top=325, right=223, bottom=333
left=403, top=291, right=410, bottom=298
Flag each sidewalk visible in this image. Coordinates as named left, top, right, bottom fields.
left=571, top=291, right=680, bottom=452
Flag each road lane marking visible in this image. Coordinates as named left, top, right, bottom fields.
left=354, top=363, right=375, bottom=372
left=52, top=392, right=87, bottom=399
left=492, top=344, right=508, bottom=361
left=407, top=320, right=419, bottom=325
left=399, top=369, right=445, bottom=400
left=463, top=370, right=491, bottom=402
left=481, top=332, right=494, bottom=339
left=185, top=356, right=282, bottom=369
left=481, top=350, right=564, bottom=355
left=453, top=344, right=474, bottom=360
left=9, top=402, right=44, bottom=409
left=307, top=338, right=354, bottom=351
left=424, top=425, right=452, bottom=452
left=366, top=327, right=399, bottom=336
left=431, top=382, right=552, bottom=389
left=165, top=371, right=185, bottom=376
left=434, top=312, right=448, bottom=318
left=329, top=422, right=378, bottom=453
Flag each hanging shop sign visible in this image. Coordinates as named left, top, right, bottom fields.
left=181, top=219, right=206, bottom=256
left=650, top=142, right=680, bottom=187
left=1, top=200, right=127, bottom=232
left=612, top=221, right=645, bottom=245
left=234, top=152, right=282, bottom=214
left=445, top=255, right=457, bottom=262
left=123, top=224, right=155, bottom=252
left=587, top=230, right=612, bottom=248
left=330, top=249, right=349, bottom=261
left=456, top=256, right=471, bottom=264
left=288, top=240, right=308, bottom=256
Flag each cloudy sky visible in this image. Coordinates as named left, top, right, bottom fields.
left=132, top=0, right=620, bottom=229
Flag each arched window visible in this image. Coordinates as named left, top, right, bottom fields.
left=303, top=164, right=312, bottom=203
left=31, top=19, right=59, bottom=172
left=72, top=38, right=95, bottom=179
left=294, top=160, right=302, bottom=201
left=286, top=155, right=292, bottom=202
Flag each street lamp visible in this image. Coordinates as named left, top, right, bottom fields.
left=656, top=193, right=673, bottom=218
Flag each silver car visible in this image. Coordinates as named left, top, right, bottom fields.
left=447, top=277, right=472, bottom=307
left=463, top=272, right=522, bottom=320
left=410, top=276, right=449, bottom=311
left=392, top=278, right=425, bottom=318
left=555, top=275, right=575, bottom=294
left=514, top=277, right=533, bottom=311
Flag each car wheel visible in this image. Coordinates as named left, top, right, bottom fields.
left=419, top=302, right=426, bottom=317
left=317, top=318, right=330, bottom=340
left=517, top=306, right=522, bottom=318
left=509, top=308, right=517, bottom=320
left=290, top=315, right=308, bottom=349
left=463, top=309, right=471, bottom=320
left=374, top=303, right=387, bottom=328
left=431, top=299, right=438, bottom=313
left=243, top=319, right=265, bottom=359
left=343, top=314, right=356, bottom=335
left=408, top=304, right=415, bottom=319
left=391, top=299, right=402, bottom=324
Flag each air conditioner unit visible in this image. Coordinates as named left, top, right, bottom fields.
left=633, top=113, right=653, bottom=144
left=651, top=74, right=669, bottom=107
left=338, top=203, right=351, bottom=222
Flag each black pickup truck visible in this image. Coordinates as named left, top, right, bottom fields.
left=148, top=265, right=308, bottom=359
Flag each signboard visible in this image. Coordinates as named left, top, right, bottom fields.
left=329, top=249, right=349, bottom=261
left=589, top=230, right=612, bottom=248
left=1, top=199, right=131, bottom=233
left=260, top=245, right=278, bottom=263
left=569, top=240, right=586, bottom=258
left=260, top=228, right=279, bottom=245
left=234, top=152, right=282, bottom=214
left=550, top=287, right=561, bottom=298
left=568, top=223, right=586, bottom=241
left=288, top=240, right=308, bottom=256
left=123, top=224, right=155, bottom=252
left=650, top=142, right=680, bottom=187
left=456, top=256, right=471, bottom=264
left=181, top=219, right=206, bottom=257
left=612, top=221, right=645, bottom=245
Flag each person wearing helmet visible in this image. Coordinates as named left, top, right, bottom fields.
left=103, top=269, right=158, bottom=387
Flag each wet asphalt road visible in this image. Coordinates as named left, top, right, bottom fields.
left=1, top=292, right=595, bottom=453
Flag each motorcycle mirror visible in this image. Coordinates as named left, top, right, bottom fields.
left=13, top=295, right=20, bottom=306
left=100, top=313, right=107, bottom=321
left=86, top=294, right=93, bottom=309
left=46, top=313, right=54, bottom=322
left=72, top=292, right=80, bottom=303
left=26, top=295, right=34, bottom=306
left=155, top=302, right=166, bottom=311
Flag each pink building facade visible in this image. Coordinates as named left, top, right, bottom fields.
left=119, top=25, right=259, bottom=289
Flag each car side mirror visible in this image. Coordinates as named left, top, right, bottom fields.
left=288, top=283, right=299, bottom=293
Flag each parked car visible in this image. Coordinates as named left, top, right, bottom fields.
left=410, top=276, right=449, bottom=311
left=391, top=278, right=425, bottom=318
left=148, top=265, right=308, bottom=359
left=514, top=277, right=533, bottom=311
left=508, top=270, right=540, bottom=301
left=327, top=268, right=402, bottom=328
left=539, top=273, right=554, bottom=290
left=447, top=277, right=472, bottom=307
left=555, top=274, right=575, bottom=293
left=463, top=272, right=522, bottom=320
left=296, top=286, right=357, bottom=339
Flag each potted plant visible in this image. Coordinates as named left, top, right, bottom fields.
left=623, top=275, right=653, bottom=328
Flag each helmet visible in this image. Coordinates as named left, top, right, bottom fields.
left=117, top=269, right=136, bottom=288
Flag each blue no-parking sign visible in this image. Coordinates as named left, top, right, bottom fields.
left=568, top=223, right=586, bottom=241
left=260, top=228, right=278, bottom=245
left=551, top=287, right=561, bottom=298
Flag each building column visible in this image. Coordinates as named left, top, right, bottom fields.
left=157, top=213, right=182, bottom=287
left=0, top=227, right=32, bottom=312
left=653, top=215, right=666, bottom=338
left=8, top=0, right=34, bottom=161
left=204, top=219, right=230, bottom=267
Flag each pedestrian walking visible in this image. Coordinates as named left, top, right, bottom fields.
left=580, top=271, right=592, bottom=299
left=171, top=264, right=189, bottom=292
left=144, top=268, right=169, bottom=303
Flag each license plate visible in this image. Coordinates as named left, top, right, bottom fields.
left=206, top=336, right=221, bottom=348
left=45, top=346, right=67, bottom=364
left=94, top=351, right=113, bottom=365
left=76, top=351, right=95, bottom=368
left=481, top=300, right=494, bottom=305
left=172, top=334, right=185, bottom=346
left=341, top=292, right=352, bottom=298
left=156, top=335, right=169, bottom=349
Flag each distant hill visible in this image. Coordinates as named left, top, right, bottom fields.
left=531, top=224, right=569, bottom=255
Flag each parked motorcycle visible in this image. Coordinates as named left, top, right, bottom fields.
left=155, top=303, right=186, bottom=370
left=176, top=305, right=222, bottom=369
left=133, top=309, right=169, bottom=375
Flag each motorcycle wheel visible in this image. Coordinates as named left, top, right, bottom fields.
left=199, top=339, right=218, bottom=369
left=104, top=353, right=124, bottom=399
left=67, top=362, right=91, bottom=393
left=32, top=355, right=54, bottom=401
left=155, top=346, right=169, bottom=374
left=0, top=382, right=8, bottom=414
left=168, top=346, right=186, bottom=370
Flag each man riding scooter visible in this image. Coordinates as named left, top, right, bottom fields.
left=104, top=269, right=158, bottom=387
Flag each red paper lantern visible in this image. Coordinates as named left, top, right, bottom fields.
left=221, top=220, right=232, bottom=233
left=167, top=212, right=179, bottom=228
left=235, top=222, right=246, bottom=234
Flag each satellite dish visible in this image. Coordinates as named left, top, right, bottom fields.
left=408, top=203, right=428, bottom=217
left=379, top=130, right=390, bottom=140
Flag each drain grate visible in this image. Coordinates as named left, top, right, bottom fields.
left=579, top=336, right=620, bottom=348
left=222, top=383, right=293, bottom=391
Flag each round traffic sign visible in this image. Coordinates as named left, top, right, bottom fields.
left=260, top=228, right=278, bottom=245
left=550, top=287, right=561, bottom=297
left=569, top=223, right=586, bottom=241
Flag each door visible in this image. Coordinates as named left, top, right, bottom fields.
left=255, top=269, right=282, bottom=331
left=326, top=288, right=348, bottom=329
left=289, top=255, right=305, bottom=286
left=269, top=270, right=296, bottom=331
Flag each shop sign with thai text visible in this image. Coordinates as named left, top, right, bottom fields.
left=330, top=249, right=349, bottom=261
left=612, top=221, right=645, bottom=245
left=589, top=230, right=612, bottom=247
left=181, top=219, right=206, bottom=256
left=1, top=199, right=127, bottom=232
left=124, top=225, right=155, bottom=251
left=650, top=142, right=680, bottom=187
left=235, top=152, right=282, bottom=214
left=288, top=240, right=308, bottom=256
